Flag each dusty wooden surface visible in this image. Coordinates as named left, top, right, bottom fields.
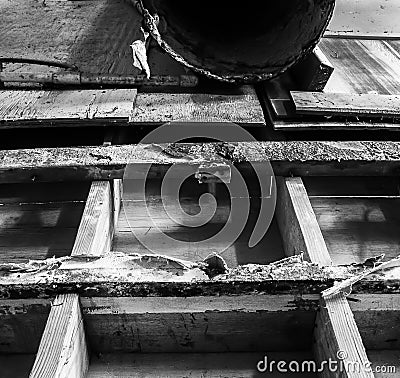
left=292, top=91, right=400, bottom=117
left=0, top=252, right=399, bottom=298
left=0, top=89, right=136, bottom=125
left=319, top=39, right=400, bottom=95
left=115, top=177, right=284, bottom=268
left=1, top=141, right=400, bottom=183
left=350, top=294, right=400, bottom=351
left=0, top=0, right=142, bottom=75
left=87, top=352, right=317, bottom=378
left=0, top=182, right=87, bottom=264
left=131, top=89, right=265, bottom=125
left=82, top=295, right=318, bottom=353
left=314, top=293, right=373, bottom=378
left=276, top=177, right=331, bottom=266
left=310, top=197, right=400, bottom=265
left=30, top=294, right=89, bottom=378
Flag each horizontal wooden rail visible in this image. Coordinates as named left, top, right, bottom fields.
left=1, top=141, right=400, bottom=184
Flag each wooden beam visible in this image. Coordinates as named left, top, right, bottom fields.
left=1, top=141, right=400, bottom=184
left=349, top=294, right=400, bottom=350
left=319, top=39, right=400, bottom=95
left=131, top=86, right=266, bottom=126
left=71, top=181, right=115, bottom=256
left=273, top=120, right=400, bottom=131
left=0, top=89, right=136, bottom=126
left=290, top=47, right=334, bottom=92
left=314, top=293, right=374, bottom=378
left=291, top=91, right=400, bottom=118
left=30, top=294, right=89, bottom=378
left=276, top=177, right=332, bottom=266
left=81, top=295, right=318, bottom=353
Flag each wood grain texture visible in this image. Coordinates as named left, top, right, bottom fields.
left=0, top=202, right=84, bottom=264
left=82, top=295, right=317, bottom=353
left=291, top=91, right=400, bottom=117
left=71, top=181, right=114, bottom=256
left=310, top=196, right=400, bottom=265
left=276, top=177, right=332, bottom=266
left=0, top=89, right=136, bottom=125
left=0, top=0, right=143, bottom=75
left=273, top=120, right=400, bottom=131
left=350, top=294, right=400, bottom=351
left=0, top=182, right=87, bottom=264
left=0, top=299, right=51, bottom=353
left=87, top=351, right=317, bottom=378
left=131, top=87, right=265, bottom=125
left=314, top=293, right=373, bottom=378
left=30, top=294, right=89, bottom=378
left=319, top=39, right=400, bottom=95
left=115, top=178, right=284, bottom=267
left=1, top=141, right=400, bottom=183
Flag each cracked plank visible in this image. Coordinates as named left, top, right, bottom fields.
left=0, top=89, right=137, bottom=127
left=0, top=141, right=400, bottom=183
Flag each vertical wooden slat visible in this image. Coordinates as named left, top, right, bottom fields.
left=30, top=177, right=122, bottom=376
left=276, top=177, right=332, bottom=266
left=71, top=181, right=114, bottom=256
left=314, top=293, right=374, bottom=378
left=30, top=294, right=89, bottom=378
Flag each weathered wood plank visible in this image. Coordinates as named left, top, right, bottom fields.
left=310, top=196, right=400, bottom=265
left=30, top=294, right=89, bottom=378
left=115, top=178, right=284, bottom=267
left=319, top=39, right=400, bottom=95
left=0, top=89, right=136, bottom=124
left=290, top=47, right=334, bottom=92
left=291, top=91, right=400, bottom=117
left=81, top=295, right=317, bottom=352
left=350, top=294, right=400, bottom=351
left=131, top=87, right=265, bottom=125
left=71, top=181, right=114, bottom=256
left=314, top=293, right=373, bottom=378
left=273, top=120, right=400, bottom=131
left=0, top=299, right=51, bottom=353
left=1, top=252, right=399, bottom=299
left=87, top=352, right=317, bottom=378
left=1, top=141, right=400, bottom=183
left=276, top=177, right=332, bottom=266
